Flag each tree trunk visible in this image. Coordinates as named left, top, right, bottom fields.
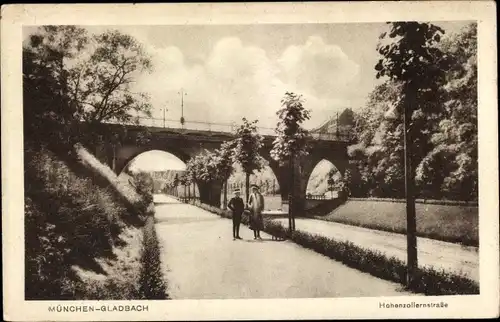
left=245, top=173, right=250, bottom=205
left=223, top=179, right=228, bottom=209
left=404, top=85, right=418, bottom=289
left=193, top=180, right=196, bottom=199
left=111, top=144, right=116, bottom=173
left=208, top=184, right=212, bottom=206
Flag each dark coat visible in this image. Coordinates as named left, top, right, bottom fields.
left=228, top=196, right=244, bottom=214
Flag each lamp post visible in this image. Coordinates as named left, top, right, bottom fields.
left=336, top=111, right=340, bottom=138
left=179, top=89, right=187, bottom=128
left=160, top=107, right=168, bottom=128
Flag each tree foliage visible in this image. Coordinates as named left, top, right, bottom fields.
left=185, top=141, right=237, bottom=185
left=186, top=151, right=219, bottom=184
left=233, top=118, right=266, bottom=174
left=270, top=92, right=312, bottom=165
left=214, top=140, right=236, bottom=181
left=23, top=26, right=153, bottom=148
left=349, top=22, right=478, bottom=201
left=232, top=118, right=266, bottom=201
left=415, top=23, right=478, bottom=200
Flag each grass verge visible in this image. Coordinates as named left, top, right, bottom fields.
left=316, top=200, right=478, bottom=247
left=187, top=199, right=479, bottom=296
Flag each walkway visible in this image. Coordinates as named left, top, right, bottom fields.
left=153, top=195, right=412, bottom=299
left=273, top=218, right=479, bottom=282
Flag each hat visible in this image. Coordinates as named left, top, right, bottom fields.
left=233, top=189, right=241, bottom=194
left=250, top=184, right=259, bottom=189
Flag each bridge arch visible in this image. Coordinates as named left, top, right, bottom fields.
left=117, top=149, right=203, bottom=198
left=305, top=159, right=344, bottom=200
left=221, top=161, right=283, bottom=211
left=115, top=145, right=191, bottom=175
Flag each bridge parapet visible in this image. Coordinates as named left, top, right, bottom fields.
left=105, top=117, right=352, bottom=142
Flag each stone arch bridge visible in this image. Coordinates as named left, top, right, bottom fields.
left=94, top=122, right=351, bottom=212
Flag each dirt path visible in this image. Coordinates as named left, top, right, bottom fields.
left=153, top=195, right=412, bottom=299
left=273, top=218, right=479, bottom=282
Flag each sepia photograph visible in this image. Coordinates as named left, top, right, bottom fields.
left=2, top=2, right=498, bottom=321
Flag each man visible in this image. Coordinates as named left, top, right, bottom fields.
left=248, top=184, right=265, bottom=240
left=227, top=189, right=244, bottom=240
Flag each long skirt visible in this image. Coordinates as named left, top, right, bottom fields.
left=248, top=210, right=264, bottom=231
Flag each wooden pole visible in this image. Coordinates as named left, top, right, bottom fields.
left=288, top=155, right=294, bottom=232
left=223, top=179, right=228, bottom=209
left=245, top=173, right=250, bottom=204
left=404, top=85, right=418, bottom=289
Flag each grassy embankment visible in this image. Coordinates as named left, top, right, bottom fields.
left=316, top=199, right=478, bottom=247
left=187, top=199, right=479, bottom=296
left=25, top=144, right=167, bottom=300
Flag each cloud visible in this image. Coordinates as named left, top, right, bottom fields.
left=132, top=34, right=360, bottom=130
left=278, top=36, right=361, bottom=98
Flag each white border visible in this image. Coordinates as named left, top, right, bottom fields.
left=2, top=2, right=498, bottom=320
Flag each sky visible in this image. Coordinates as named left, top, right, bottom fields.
left=83, top=21, right=468, bottom=130
left=25, top=21, right=470, bottom=172
left=128, top=150, right=186, bottom=172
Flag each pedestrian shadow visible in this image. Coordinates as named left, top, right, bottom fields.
left=239, top=237, right=286, bottom=243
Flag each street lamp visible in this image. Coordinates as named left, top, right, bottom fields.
left=179, top=89, right=187, bottom=128
left=160, top=107, right=168, bottom=128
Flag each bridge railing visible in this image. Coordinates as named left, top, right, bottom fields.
left=107, top=116, right=352, bottom=142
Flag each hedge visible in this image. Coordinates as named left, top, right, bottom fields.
left=137, top=214, right=169, bottom=299
left=347, top=197, right=478, bottom=207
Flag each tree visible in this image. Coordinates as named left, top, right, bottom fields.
left=415, top=23, right=478, bottom=201
left=270, top=92, right=311, bottom=231
left=185, top=151, right=222, bottom=205
left=132, top=171, right=154, bottom=203
left=375, top=21, right=449, bottom=289
left=70, top=30, right=152, bottom=125
left=186, top=156, right=201, bottom=200
left=178, top=173, right=189, bottom=202
left=23, top=26, right=153, bottom=149
left=350, top=81, right=407, bottom=198
left=214, top=141, right=236, bottom=209
left=233, top=118, right=266, bottom=204
left=173, top=174, right=180, bottom=197
left=23, top=26, right=89, bottom=147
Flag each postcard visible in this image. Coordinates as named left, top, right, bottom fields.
left=2, top=1, right=498, bottom=320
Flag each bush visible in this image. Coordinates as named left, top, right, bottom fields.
left=190, top=200, right=479, bottom=296
left=130, top=171, right=154, bottom=205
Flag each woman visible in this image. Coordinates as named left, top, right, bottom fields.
left=248, top=184, right=265, bottom=240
